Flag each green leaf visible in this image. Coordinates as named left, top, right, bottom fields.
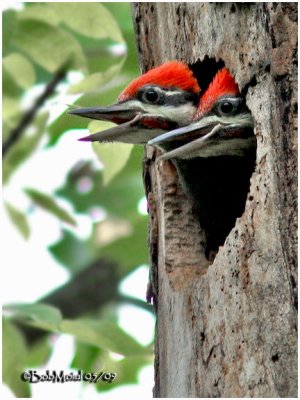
left=68, top=61, right=125, bottom=94
left=91, top=134, right=133, bottom=186
left=71, top=342, right=102, bottom=372
left=71, top=342, right=152, bottom=392
left=113, top=356, right=152, bottom=386
left=104, top=3, right=135, bottom=33
left=2, top=319, right=30, bottom=397
left=3, top=10, right=17, bottom=56
left=99, top=216, right=148, bottom=273
left=3, top=112, right=49, bottom=184
left=24, top=188, right=76, bottom=226
left=50, top=214, right=147, bottom=275
left=51, top=3, right=124, bottom=43
left=19, top=3, right=60, bottom=25
left=26, top=338, right=52, bottom=367
left=102, top=4, right=139, bottom=77
left=49, top=230, right=98, bottom=274
left=48, top=82, right=127, bottom=145
left=52, top=147, right=147, bottom=271
left=13, top=19, right=87, bottom=73
left=5, top=305, right=151, bottom=362
left=2, top=96, right=20, bottom=120
left=4, top=304, right=151, bottom=356
left=2, top=121, right=10, bottom=143
left=88, top=121, right=114, bottom=135
left=60, top=319, right=151, bottom=356
left=3, top=303, right=63, bottom=332
left=2, top=67, right=22, bottom=101
left=95, top=354, right=152, bottom=392
left=3, top=53, right=36, bottom=89
left=4, top=202, right=30, bottom=239
left=56, top=146, right=145, bottom=219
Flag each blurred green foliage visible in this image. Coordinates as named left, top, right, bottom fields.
left=2, top=3, right=153, bottom=397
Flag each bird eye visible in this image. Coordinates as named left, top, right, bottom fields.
left=220, top=102, right=234, bottom=114
left=215, top=98, right=243, bottom=116
left=143, top=88, right=160, bottom=104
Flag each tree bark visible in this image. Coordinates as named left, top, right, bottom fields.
left=132, top=2, right=297, bottom=398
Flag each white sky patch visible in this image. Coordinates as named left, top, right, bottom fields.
left=118, top=266, right=155, bottom=346
left=118, top=304, right=155, bottom=347
left=1, top=202, right=70, bottom=303
left=137, top=196, right=148, bottom=215
left=1, top=1, right=23, bottom=12
left=67, top=70, right=85, bottom=85
left=119, top=265, right=150, bottom=301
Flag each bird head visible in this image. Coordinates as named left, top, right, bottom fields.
left=68, top=61, right=200, bottom=144
left=149, top=67, right=256, bottom=159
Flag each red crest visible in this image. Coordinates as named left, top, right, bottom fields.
left=119, top=61, right=200, bottom=101
left=197, top=68, right=240, bottom=117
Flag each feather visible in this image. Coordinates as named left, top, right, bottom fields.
left=197, top=68, right=239, bottom=116
left=119, top=61, right=200, bottom=101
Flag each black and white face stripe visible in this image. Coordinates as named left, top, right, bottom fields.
left=207, top=96, right=248, bottom=118
left=147, top=92, right=256, bottom=158
left=112, top=84, right=199, bottom=127
left=135, top=85, right=199, bottom=107
left=69, top=84, right=200, bottom=144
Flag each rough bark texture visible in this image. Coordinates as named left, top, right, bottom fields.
left=132, top=2, right=297, bottom=398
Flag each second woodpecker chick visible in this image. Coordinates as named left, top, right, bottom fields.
left=149, top=68, right=256, bottom=159
left=148, top=68, right=257, bottom=258
left=68, top=61, right=200, bottom=144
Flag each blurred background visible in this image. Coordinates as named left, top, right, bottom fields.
left=2, top=2, right=155, bottom=398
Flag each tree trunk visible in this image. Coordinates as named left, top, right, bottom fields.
left=132, top=2, right=297, bottom=398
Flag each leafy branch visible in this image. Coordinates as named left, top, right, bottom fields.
left=2, top=66, right=67, bottom=157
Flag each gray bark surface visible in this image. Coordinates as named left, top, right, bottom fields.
left=133, top=3, right=297, bottom=397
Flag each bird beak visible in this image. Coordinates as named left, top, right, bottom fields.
left=78, top=114, right=144, bottom=143
left=68, top=101, right=170, bottom=144
left=68, top=101, right=142, bottom=125
left=149, top=114, right=255, bottom=160
left=68, top=101, right=154, bottom=144
left=148, top=118, right=217, bottom=146
left=78, top=113, right=170, bottom=144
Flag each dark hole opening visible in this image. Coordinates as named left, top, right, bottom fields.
left=173, top=58, right=257, bottom=261
left=189, top=57, right=225, bottom=96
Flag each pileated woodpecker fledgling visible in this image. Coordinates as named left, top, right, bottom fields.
left=68, top=61, right=200, bottom=143
left=149, top=68, right=257, bottom=257
left=69, top=63, right=256, bottom=259
left=149, top=67, right=256, bottom=159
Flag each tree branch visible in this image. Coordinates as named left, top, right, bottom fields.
left=2, top=67, right=67, bottom=157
